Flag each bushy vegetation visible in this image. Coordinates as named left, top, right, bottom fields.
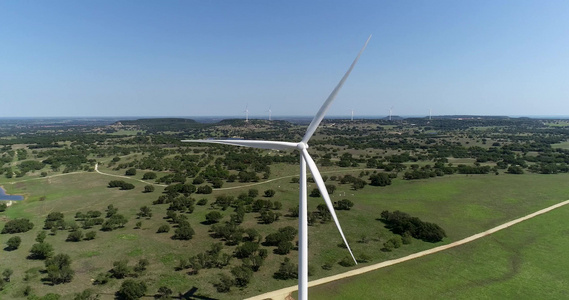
left=380, top=210, right=446, bottom=243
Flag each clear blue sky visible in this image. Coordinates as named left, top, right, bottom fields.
left=1, top=1, right=568, bottom=118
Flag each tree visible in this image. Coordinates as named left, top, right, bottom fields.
left=142, top=172, right=157, bottom=180
left=2, top=268, right=13, bottom=282
left=117, top=279, right=147, bottom=300
left=173, top=222, right=195, bottom=240
left=85, top=231, right=96, bottom=240
left=351, top=178, right=367, bottom=190
left=111, top=259, right=131, bottom=279
left=213, top=273, right=234, bottom=293
left=309, top=188, right=321, bottom=197
left=196, top=185, right=213, bottom=194
left=205, top=211, right=223, bottom=224
left=157, top=224, right=170, bottom=233
left=264, top=189, right=276, bottom=197
left=67, top=230, right=83, bottom=242
left=29, top=242, right=54, bottom=259
left=0, top=202, right=7, bottom=212
left=73, top=289, right=99, bottom=300
left=133, top=259, right=149, bottom=273
left=137, top=206, right=152, bottom=218
left=276, top=241, right=293, bottom=255
left=155, top=286, right=173, bottom=299
left=325, top=184, right=336, bottom=194
left=235, top=241, right=259, bottom=259
left=274, top=257, right=297, bottom=280
left=6, top=236, right=21, bottom=250
left=335, top=199, right=354, bottom=210
left=1, top=218, right=34, bottom=234
left=507, top=165, right=524, bottom=174
left=143, top=185, right=155, bottom=193
left=248, top=189, right=259, bottom=198
left=231, top=265, right=253, bottom=287
left=339, top=256, right=357, bottom=267
left=45, top=254, right=74, bottom=284
left=125, top=168, right=137, bottom=176
left=369, top=173, right=392, bottom=186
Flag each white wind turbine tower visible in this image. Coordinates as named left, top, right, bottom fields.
left=268, top=105, right=272, bottom=121
left=429, top=108, right=432, bottom=120
left=244, top=104, right=249, bottom=122
left=389, top=106, right=393, bottom=121
left=351, top=109, right=354, bottom=121
left=183, top=35, right=371, bottom=300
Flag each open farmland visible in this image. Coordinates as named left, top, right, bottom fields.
left=1, top=117, right=569, bottom=299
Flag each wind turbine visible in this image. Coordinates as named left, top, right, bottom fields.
left=389, top=106, right=393, bottom=121
left=182, top=35, right=371, bottom=300
left=244, top=104, right=249, bottom=122
left=429, top=108, right=432, bottom=120
left=351, top=109, right=354, bottom=121
left=268, top=105, right=272, bottom=121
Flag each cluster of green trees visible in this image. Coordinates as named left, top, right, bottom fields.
left=108, top=180, right=135, bottom=190
left=1, top=218, right=34, bottom=234
left=380, top=210, right=446, bottom=243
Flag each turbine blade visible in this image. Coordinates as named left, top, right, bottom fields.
left=181, top=139, right=297, bottom=151
left=301, top=35, right=371, bottom=144
left=301, top=148, right=358, bottom=264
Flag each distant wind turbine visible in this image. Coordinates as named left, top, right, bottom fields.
left=389, top=106, right=393, bottom=121
left=268, top=105, right=272, bottom=121
left=244, top=104, right=249, bottom=122
left=182, top=35, right=371, bottom=300
left=351, top=109, right=354, bottom=121
left=429, top=108, right=432, bottom=120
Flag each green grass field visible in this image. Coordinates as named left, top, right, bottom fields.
left=2, top=167, right=569, bottom=299
left=309, top=202, right=569, bottom=299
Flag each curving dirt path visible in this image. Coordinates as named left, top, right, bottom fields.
left=246, top=199, right=569, bottom=300
left=94, top=163, right=168, bottom=187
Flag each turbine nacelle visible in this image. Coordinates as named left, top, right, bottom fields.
left=296, top=142, right=308, bottom=151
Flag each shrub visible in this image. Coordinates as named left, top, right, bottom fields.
left=29, top=242, right=54, bottom=259
left=85, top=231, right=96, bottom=240
left=125, top=168, right=137, bottom=176
left=335, top=199, right=354, bottom=210
left=117, top=279, right=147, bottom=300
left=45, top=254, right=74, bottom=284
left=339, top=256, right=356, bottom=267
left=248, top=189, right=259, bottom=198
left=205, top=211, right=223, bottom=224
left=196, top=185, right=213, bottom=194
left=142, top=172, right=157, bottom=180
left=369, top=173, right=392, bottom=186
left=213, top=273, right=234, bottom=293
left=157, top=224, right=170, bottom=233
left=143, top=185, right=155, bottom=193
left=263, top=189, right=276, bottom=197
left=197, top=198, right=208, bottom=206
left=274, top=258, right=297, bottom=280
left=66, top=230, right=83, bottom=242
left=111, top=260, right=130, bottom=279
left=173, top=222, right=195, bottom=240
left=380, top=210, right=446, bottom=242
left=6, top=236, right=21, bottom=250
left=231, top=265, right=253, bottom=287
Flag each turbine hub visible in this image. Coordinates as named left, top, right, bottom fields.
left=297, top=142, right=308, bottom=150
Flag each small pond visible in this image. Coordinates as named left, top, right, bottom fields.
left=0, top=186, right=24, bottom=201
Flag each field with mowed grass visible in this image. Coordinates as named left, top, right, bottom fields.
left=308, top=201, right=569, bottom=299
left=2, top=168, right=569, bottom=299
